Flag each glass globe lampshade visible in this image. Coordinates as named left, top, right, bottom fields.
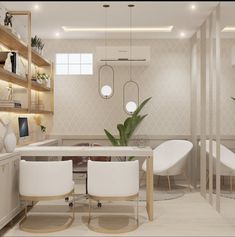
left=126, top=101, right=137, bottom=113
left=101, top=85, right=112, bottom=98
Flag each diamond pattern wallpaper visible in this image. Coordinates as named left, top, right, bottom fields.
left=43, top=39, right=191, bottom=136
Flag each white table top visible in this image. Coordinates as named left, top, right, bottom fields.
left=15, top=146, right=153, bottom=157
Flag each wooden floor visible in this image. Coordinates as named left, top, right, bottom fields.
left=3, top=191, right=235, bottom=236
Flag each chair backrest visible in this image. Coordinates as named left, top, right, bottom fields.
left=88, top=160, right=139, bottom=197
left=20, top=160, right=73, bottom=197
left=154, top=140, right=193, bottom=175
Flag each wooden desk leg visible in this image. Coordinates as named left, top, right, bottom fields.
left=146, top=156, right=154, bottom=221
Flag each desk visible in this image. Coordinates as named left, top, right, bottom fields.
left=16, top=146, right=154, bottom=221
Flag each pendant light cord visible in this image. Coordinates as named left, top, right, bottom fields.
left=103, top=5, right=109, bottom=65
left=129, top=5, right=134, bottom=82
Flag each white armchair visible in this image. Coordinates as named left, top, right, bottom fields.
left=142, top=140, right=193, bottom=191
left=19, top=160, right=74, bottom=233
left=87, top=160, right=139, bottom=233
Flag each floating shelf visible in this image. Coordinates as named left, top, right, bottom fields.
left=0, top=107, right=53, bottom=115
left=31, top=81, right=51, bottom=92
left=0, top=25, right=51, bottom=67
left=0, top=107, right=28, bottom=113
left=0, top=67, right=27, bottom=87
left=30, top=110, right=53, bottom=115
left=0, top=68, right=51, bottom=92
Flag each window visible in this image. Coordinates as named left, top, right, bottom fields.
left=56, top=53, right=93, bottom=75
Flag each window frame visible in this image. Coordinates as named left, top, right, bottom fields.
left=55, top=53, right=93, bottom=75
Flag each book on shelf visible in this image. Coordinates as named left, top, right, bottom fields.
left=0, top=100, right=21, bottom=108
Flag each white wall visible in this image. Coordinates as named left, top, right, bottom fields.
left=43, top=39, right=191, bottom=136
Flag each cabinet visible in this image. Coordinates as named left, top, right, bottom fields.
left=0, top=153, right=21, bottom=230
left=0, top=11, right=54, bottom=115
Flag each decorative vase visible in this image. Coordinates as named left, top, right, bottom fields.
left=4, top=124, right=16, bottom=153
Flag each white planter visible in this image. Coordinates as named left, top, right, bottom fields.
left=4, top=125, right=16, bottom=153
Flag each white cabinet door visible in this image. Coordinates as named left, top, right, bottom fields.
left=9, top=156, right=20, bottom=214
left=0, top=159, right=10, bottom=223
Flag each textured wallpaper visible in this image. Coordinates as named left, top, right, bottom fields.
left=43, top=39, right=191, bottom=136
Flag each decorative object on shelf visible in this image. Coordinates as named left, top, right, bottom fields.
left=31, top=35, right=44, bottom=55
left=4, top=12, right=13, bottom=28
left=0, top=7, right=7, bottom=25
left=123, top=4, right=140, bottom=114
left=6, top=84, right=13, bottom=101
left=0, top=99, right=21, bottom=108
left=104, top=97, right=151, bottom=161
left=98, top=4, right=114, bottom=99
left=32, top=72, right=50, bottom=86
left=33, top=115, right=46, bottom=133
left=0, top=117, right=17, bottom=153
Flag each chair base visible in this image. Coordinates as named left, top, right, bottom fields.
left=88, top=215, right=138, bottom=234
left=19, top=191, right=75, bottom=233
left=88, top=194, right=139, bottom=234
left=19, top=214, right=74, bottom=234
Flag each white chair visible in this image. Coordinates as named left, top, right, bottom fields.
left=142, top=140, right=193, bottom=191
left=19, top=160, right=74, bottom=233
left=87, top=160, right=139, bottom=234
left=204, top=140, right=235, bottom=192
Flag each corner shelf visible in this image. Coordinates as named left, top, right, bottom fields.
left=0, top=25, right=50, bottom=67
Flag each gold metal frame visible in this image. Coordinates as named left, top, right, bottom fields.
left=88, top=193, right=139, bottom=234
left=19, top=190, right=75, bottom=233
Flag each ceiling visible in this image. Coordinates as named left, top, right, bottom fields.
left=1, top=1, right=235, bottom=39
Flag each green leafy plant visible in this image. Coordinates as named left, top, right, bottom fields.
left=104, top=97, right=151, bottom=160
left=31, top=35, right=44, bottom=53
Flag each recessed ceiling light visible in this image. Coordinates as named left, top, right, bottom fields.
left=190, top=4, right=196, bottom=10
left=55, top=32, right=60, bottom=37
left=222, top=26, right=235, bottom=32
left=62, top=26, right=174, bottom=32
left=180, top=32, right=186, bottom=38
left=33, top=4, right=40, bottom=10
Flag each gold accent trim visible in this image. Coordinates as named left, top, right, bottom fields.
left=20, top=190, right=74, bottom=201
left=88, top=193, right=139, bottom=234
left=19, top=190, right=75, bottom=233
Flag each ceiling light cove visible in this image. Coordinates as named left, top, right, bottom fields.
left=222, top=26, right=235, bottom=32
left=62, top=26, right=173, bottom=33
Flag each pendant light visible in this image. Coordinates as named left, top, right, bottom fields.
left=123, top=4, right=139, bottom=114
left=98, top=4, right=114, bottom=99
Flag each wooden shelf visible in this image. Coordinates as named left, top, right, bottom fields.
left=31, top=110, right=53, bottom=115
left=0, top=107, right=53, bottom=115
left=0, top=25, right=51, bottom=67
left=0, top=107, right=28, bottom=113
left=31, top=81, right=51, bottom=92
left=0, top=67, right=27, bottom=87
left=0, top=68, right=51, bottom=92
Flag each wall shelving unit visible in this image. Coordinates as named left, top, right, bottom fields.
left=0, top=11, right=54, bottom=115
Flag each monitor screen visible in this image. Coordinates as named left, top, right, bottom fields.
left=18, top=117, right=29, bottom=137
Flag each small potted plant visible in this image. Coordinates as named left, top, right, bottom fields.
left=36, top=72, right=50, bottom=86
left=31, top=35, right=45, bottom=55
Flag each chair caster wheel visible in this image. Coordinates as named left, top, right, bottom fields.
left=97, top=202, right=102, bottom=208
left=69, top=202, right=73, bottom=207
left=65, top=197, right=69, bottom=202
